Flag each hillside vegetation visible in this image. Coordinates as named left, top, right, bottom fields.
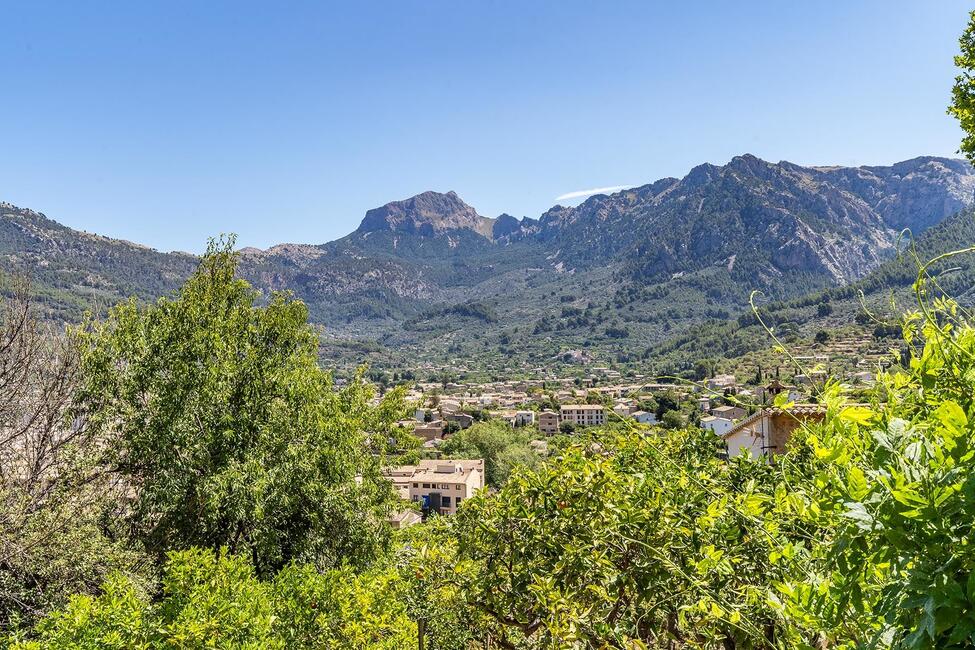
left=5, top=237, right=975, bottom=648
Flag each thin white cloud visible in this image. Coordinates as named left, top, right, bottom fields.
left=555, top=185, right=632, bottom=201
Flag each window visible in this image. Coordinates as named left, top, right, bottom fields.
left=422, top=483, right=430, bottom=488
left=441, top=496, right=451, bottom=507
left=412, top=483, right=418, bottom=488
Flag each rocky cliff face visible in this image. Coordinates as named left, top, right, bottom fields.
left=814, top=157, right=975, bottom=231
left=531, top=155, right=975, bottom=285
left=356, top=190, right=497, bottom=239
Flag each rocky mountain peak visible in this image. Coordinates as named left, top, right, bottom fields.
left=356, top=190, right=495, bottom=239
left=492, top=213, right=522, bottom=239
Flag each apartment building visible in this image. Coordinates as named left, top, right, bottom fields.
left=538, top=410, right=560, bottom=435
left=560, top=404, right=606, bottom=428
left=384, top=459, right=485, bottom=515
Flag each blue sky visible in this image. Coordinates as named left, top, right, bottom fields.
left=1, top=1, right=972, bottom=252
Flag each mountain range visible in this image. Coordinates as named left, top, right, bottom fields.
left=4, top=154, right=975, bottom=371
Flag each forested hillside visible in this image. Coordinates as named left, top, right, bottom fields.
left=643, top=207, right=975, bottom=378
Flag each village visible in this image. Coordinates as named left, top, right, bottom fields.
left=380, top=348, right=881, bottom=525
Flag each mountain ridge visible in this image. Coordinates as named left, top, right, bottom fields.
left=4, top=154, right=974, bottom=367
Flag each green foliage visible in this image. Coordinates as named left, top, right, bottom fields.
left=451, top=426, right=798, bottom=648
left=660, top=409, right=687, bottom=430
left=438, top=420, right=542, bottom=487
left=393, top=518, right=490, bottom=648
left=604, top=324, right=629, bottom=339
left=10, top=548, right=415, bottom=649
left=71, top=238, right=406, bottom=575
left=653, top=390, right=681, bottom=419
left=405, top=300, right=499, bottom=330
left=693, top=358, right=716, bottom=381
left=951, top=10, right=975, bottom=163
left=776, top=293, right=975, bottom=648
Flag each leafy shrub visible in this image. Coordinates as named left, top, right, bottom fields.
left=10, top=548, right=415, bottom=649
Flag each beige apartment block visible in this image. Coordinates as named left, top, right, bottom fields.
left=538, top=410, right=560, bottom=435
left=560, top=404, right=606, bottom=427
left=384, top=459, right=485, bottom=515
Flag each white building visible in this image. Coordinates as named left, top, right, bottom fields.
left=700, top=415, right=734, bottom=437
left=632, top=410, right=657, bottom=424
left=515, top=410, right=535, bottom=427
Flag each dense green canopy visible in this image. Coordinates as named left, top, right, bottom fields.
left=71, top=238, right=407, bottom=575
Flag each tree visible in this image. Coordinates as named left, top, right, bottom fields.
left=72, top=239, right=405, bottom=576
left=0, top=285, right=143, bottom=632
left=950, top=10, right=975, bottom=162
left=439, top=421, right=540, bottom=487
left=653, top=391, right=680, bottom=419
left=452, top=427, right=797, bottom=648
left=638, top=397, right=658, bottom=414
left=559, top=421, right=576, bottom=435
left=814, top=330, right=830, bottom=344
left=660, top=409, right=686, bottom=430
left=394, top=520, right=488, bottom=649
left=692, top=358, right=715, bottom=381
